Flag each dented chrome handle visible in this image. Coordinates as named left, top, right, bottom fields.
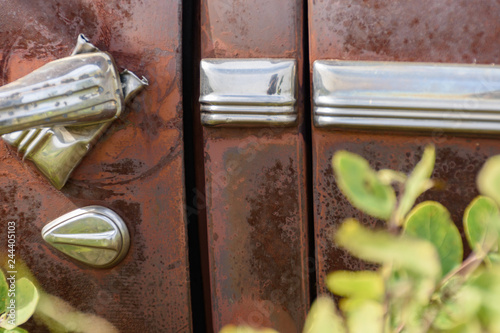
left=0, top=34, right=147, bottom=135
left=0, top=34, right=147, bottom=189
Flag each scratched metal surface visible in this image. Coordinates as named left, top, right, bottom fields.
left=200, top=0, right=309, bottom=332
left=0, top=0, right=192, bottom=331
left=309, top=0, right=500, bottom=294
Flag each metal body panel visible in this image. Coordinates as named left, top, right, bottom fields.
left=200, top=0, right=309, bottom=331
left=0, top=0, right=191, bottom=332
left=309, top=0, right=500, bottom=295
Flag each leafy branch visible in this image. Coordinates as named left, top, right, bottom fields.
left=305, top=145, right=500, bottom=333
left=220, top=145, right=500, bottom=333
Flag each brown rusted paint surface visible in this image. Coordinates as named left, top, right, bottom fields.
left=201, top=0, right=309, bottom=331
left=309, top=0, right=500, bottom=63
left=203, top=129, right=309, bottom=332
left=309, top=0, right=500, bottom=294
left=0, top=1, right=191, bottom=332
left=201, top=0, right=302, bottom=59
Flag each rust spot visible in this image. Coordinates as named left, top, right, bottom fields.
left=62, top=182, right=118, bottom=201
left=137, top=113, right=168, bottom=137
left=310, top=0, right=500, bottom=63
left=101, top=158, right=145, bottom=175
left=246, top=158, right=301, bottom=316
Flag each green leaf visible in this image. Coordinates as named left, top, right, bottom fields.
left=486, top=318, right=500, bottom=333
left=1, top=278, right=39, bottom=330
left=404, top=201, right=463, bottom=277
left=386, top=269, right=413, bottom=300
left=332, top=151, right=396, bottom=220
left=0, top=270, right=8, bottom=314
left=463, top=196, right=500, bottom=254
left=385, top=269, right=429, bottom=330
left=478, top=155, right=500, bottom=206
left=16, top=278, right=38, bottom=327
left=326, top=271, right=383, bottom=301
left=440, top=320, right=482, bottom=333
left=384, top=269, right=428, bottom=330
left=303, top=297, right=346, bottom=333
left=0, top=328, right=29, bottom=333
left=468, top=268, right=500, bottom=329
left=341, top=299, right=383, bottom=333
left=473, top=270, right=500, bottom=307
left=395, top=145, right=436, bottom=224
left=32, top=292, right=119, bottom=333
left=433, top=285, right=482, bottom=330
left=335, top=219, right=441, bottom=280
left=488, top=253, right=500, bottom=264
left=377, top=169, right=407, bottom=185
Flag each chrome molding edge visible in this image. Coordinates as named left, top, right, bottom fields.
left=313, top=60, right=500, bottom=133
left=42, top=206, right=130, bottom=268
left=200, top=59, right=297, bottom=127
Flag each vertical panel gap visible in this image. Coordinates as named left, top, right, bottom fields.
left=182, top=0, right=212, bottom=331
left=303, top=0, right=317, bottom=306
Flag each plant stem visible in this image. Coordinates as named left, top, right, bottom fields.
left=438, top=252, right=485, bottom=290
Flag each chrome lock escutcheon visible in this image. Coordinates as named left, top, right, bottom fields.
left=42, top=206, right=130, bottom=269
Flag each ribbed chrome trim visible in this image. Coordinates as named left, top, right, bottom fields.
left=200, top=59, right=297, bottom=127
left=313, top=60, right=500, bottom=133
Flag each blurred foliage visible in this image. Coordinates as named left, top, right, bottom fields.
left=306, top=145, right=500, bottom=333
left=0, top=269, right=38, bottom=332
left=0, top=261, right=118, bottom=332
left=221, top=145, right=500, bottom=333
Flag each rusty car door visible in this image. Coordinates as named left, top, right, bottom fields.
left=197, top=1, right=500, bottom=332
left=308, top=0, right=500, bottom=295
left=197, top=0, right=310, bottom=332
left=4, top=1, right=500, bottom=332
left=0, top=1, right=192, bottom=332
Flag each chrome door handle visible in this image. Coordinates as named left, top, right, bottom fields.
left=42, top=206, right=130, bottom=268
left=313, top=60, right=500, bottom=133
left=200, top=59, right=297, bottom=127
left=0, top=34, right=147, bottom=189
left=0, top=34, right=146, bottom=134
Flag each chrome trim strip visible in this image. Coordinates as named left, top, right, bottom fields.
left=313, top=60, right=500, bottom=133
left=201, top=113, right=298, bottom=127
left=200, top=59, right=297, bottom=127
